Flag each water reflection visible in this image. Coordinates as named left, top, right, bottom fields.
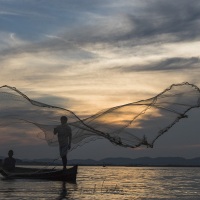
left=57, top=182, right=68, bottom=200
left=56, top=181, right=78, bottom=200
left=1, top=167, right=200, bottom=199
left=3, top=180, right=16, bottom=199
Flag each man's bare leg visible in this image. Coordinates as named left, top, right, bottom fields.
left=62, top=155, right=67, bottom=171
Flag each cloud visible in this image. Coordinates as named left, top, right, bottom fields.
left=1, top=0, right=200, bottom=116
left=34, top=94, right=78, bottom=109
left=1, top=0, right=200, bottom=47
left=1, top=0, right=200, bottom=63
left=46, top=0, right=200, bottom=50
left=0, top=35, right=97, bottom=61
left=113, top=0, right=200, bottom=45
left=111, top=57, right=200, bottom=72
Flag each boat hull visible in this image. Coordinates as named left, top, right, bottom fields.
left=0, top=165, right=78, bottom=182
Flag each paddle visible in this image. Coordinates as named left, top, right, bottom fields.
left=0, top=168, right=9, bottom=177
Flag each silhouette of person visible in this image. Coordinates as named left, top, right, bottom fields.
left=3, top=150, right=16, bottom=171
left=54, top=116, right=72, bottom=171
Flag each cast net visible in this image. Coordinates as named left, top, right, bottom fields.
left=0, top=82, right=200, bottom=153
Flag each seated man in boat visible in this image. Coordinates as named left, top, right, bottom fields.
left=3, top=150, right=16, bottom=171
left=54, top=116, right=72, bottom=171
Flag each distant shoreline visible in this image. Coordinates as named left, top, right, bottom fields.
left=17, top=163, right=200, bottom=167
left=17, top=164, right=200, bottom=167
left=1, top=157, right=200, bottom=167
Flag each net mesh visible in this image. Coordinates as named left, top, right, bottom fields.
left=0, top=82, right=200, bottom=152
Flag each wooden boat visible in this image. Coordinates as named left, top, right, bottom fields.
left=0, top=165, right=78, bottom=182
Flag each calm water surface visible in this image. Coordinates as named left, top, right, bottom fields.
left=1, top=166, right=200, bottom=200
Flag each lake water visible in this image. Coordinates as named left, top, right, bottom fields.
left=1, top=166, right=200, bottom=200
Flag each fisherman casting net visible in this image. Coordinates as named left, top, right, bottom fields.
left=0, top=82, right=200, bottom=154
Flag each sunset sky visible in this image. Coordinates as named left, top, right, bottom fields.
left=0, top=0, right=200, bottom=160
